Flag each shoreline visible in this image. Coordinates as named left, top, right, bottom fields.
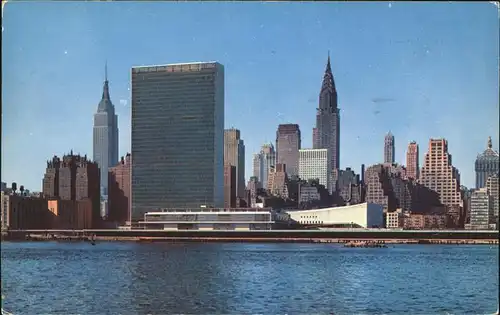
left=2, top=235, right=498, bottom=245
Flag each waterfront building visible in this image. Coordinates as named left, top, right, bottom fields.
left=276, top=124, right=301, bottom=177
left=285, top=203, right=384, bottom=228
left=267, top=164, right=289, bottom=198
left=253, top=143, right=276, bottom=188
left=299, top=148, right=332, bottom=193
left=224, top=128, right=245, bottom=198
left=384, top=132, right=395, bottom=164
left=42, top=153, right=101, bottom=227
left=131, top=62, right=224, bottom=220
left=406, top=141, right=419, bottom=180
left=1, top=194, right=53, bottom=230
left=224, top=165, right=237, bottom=208
left=386, top=209, right=404, bottom=229
left=139, top=208, right=274, bottom=231
left=313, top=53, right=340, bottom=171
left=486, top=174, right=499, bottom=223
left=403, top=213, right=448, bottom=230
left=47, top=199, right=93, bottom=230
left=108, top=153, right=132, bottom=225
left=419, top=139, right=462, bottom=226
left=467, top=187, right=494, bottom=230
left=93, top=64, right=119, bottom=197
left=475, top=136, right=499, bottom=189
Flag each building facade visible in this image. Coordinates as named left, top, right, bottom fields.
left=253, top=143, right=276, bottom=189
left=475, top=136, right=499, bottom=189
left=42, top=153, right=101, bottom=227
left=93, top=65, right=119, bottom=197
left=468, top=187, right=493, bottom=230
left=276, top=124, right=301, bottom=177
left=131, top=62, right=224, bottom=220
left=298, top=149, right=332, bottom=193
left=108, top=153, right=132, bottom=225
left=406, top=141, right=419, bottom=180
left=486, top=174, right=499, bottom=223
left=267, top=164, right=289, bottom=198
left=384, top=132, right=395, bottom=164
left=286, top=203, right=384, bottom=228
left=419, top=139, right=462, bottom=226
left=313, top=54, right=340, bottom=171
left=224, top=165, right=237, bottom=208
left=139, top=208, right=274, bottom=231
left=224, top=128, right=245, bottom=198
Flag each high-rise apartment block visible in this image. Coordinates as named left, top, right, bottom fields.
left=406, top=141, right=419, bottom=180
left=468, top=187, right=493, bottom=229
left=419, top=139, right=462, bottom=225
left=42, top=153, right=100, bottom=226
left=224, top=128, right=245, bottom=198
left=298, top=149, right=332, bottom=193
left=475, top=136, right=499, bottom=189
left=486, top=174, right=499, bottom=223
left=131, top=62, right=224, bottom=220
left=253, top=143, right=276, bottom=189
left=108, top=153, right=131, bottom=225
left=93, top=64, right=119, bottom=197
left=276, top=124, right=301, bottom=177
left=384, top=132, right=395, bottom=164
left=313, top=54, right=340, bottom=170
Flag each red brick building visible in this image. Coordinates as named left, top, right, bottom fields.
left=108, top=153, right=131, bottom=225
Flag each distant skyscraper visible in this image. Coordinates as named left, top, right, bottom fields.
left=475, top=136, right=499, bottom=189
left=384, top=132, right=395, bottom=164
left=298, top=149, right=332, bottom=193
left=224, top=128, right=245, bottom=198
left=486, top=174, right=499, bottom=223
left=420, top=139, right=462, bottom=225
left=313, top=53, right=340, bottom=170
left=223, top=165, right=236, bottom=208
left=252, top=143, right=276, bottom=188
left=469, top=187, right=493, bottom=229
left=406, top=141, right=419, bottom=180
left=93, top=64, right=119, bottom=197
left=131, top=62, right=224, bottom=220
left=276, top=124, right=301, bottom=177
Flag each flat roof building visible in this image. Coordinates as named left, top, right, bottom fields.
left=299, top=149, right=332, bottom=193
left=131, top=62, right=224, bottom=220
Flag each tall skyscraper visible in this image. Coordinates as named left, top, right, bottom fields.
left=223, top=128, right=245, bottom=198
left=486, top=174, right=499, bottom=223
left=93, top=64, right=119, bottom=197
left=313, top=53, right=340, bottom=170
left=419, top=139, right=462, bottom=225
left=252, top=143, right=276, bottom=189
left=298, top=149, right=332, bottom=193
left=384, top=132, right=395, bottom=164
left=131, top=62, right=224, bottom=220
left=406, top=141, right=419, bottom=180
left=223, top=165, right=236, bottom=208
left=475, top=136, right=499, bottom=189
left=276, top=124, right=301, bottom=177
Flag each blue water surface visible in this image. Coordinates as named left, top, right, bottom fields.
left=1, top=242, right=498, bottom=315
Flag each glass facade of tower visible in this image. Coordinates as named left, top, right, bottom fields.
left=131, top=62, right=224, bottom=220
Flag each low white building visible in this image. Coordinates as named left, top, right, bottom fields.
left=386, top=209, right=405, bottom=229
left=139, top=208, right=274, bottom=231
left=286, top=203, right=384, bottom=228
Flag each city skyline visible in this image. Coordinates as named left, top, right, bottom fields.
left=2, top=2, right=499, bottom=190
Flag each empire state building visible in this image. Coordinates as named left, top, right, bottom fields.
left=93, top=64, right=119, bottom=196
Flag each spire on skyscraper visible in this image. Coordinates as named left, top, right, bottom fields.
left=98, top=62, right=112, bottom=111
left=321, top=51, right=337, bottom=98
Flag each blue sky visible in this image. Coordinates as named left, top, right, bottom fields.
left=2, top=2, right=499, bottom=191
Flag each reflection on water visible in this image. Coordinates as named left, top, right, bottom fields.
left=1, top=242, right=498, bottom=314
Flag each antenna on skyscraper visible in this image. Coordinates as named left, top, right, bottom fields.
left=105, top=60, right=108, bottom=82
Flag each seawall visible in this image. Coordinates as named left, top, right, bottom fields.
left=2, top=229, right=499, bottom=244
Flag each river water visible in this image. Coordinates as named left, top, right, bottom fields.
left=1, top=242, right=498, bottom=314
